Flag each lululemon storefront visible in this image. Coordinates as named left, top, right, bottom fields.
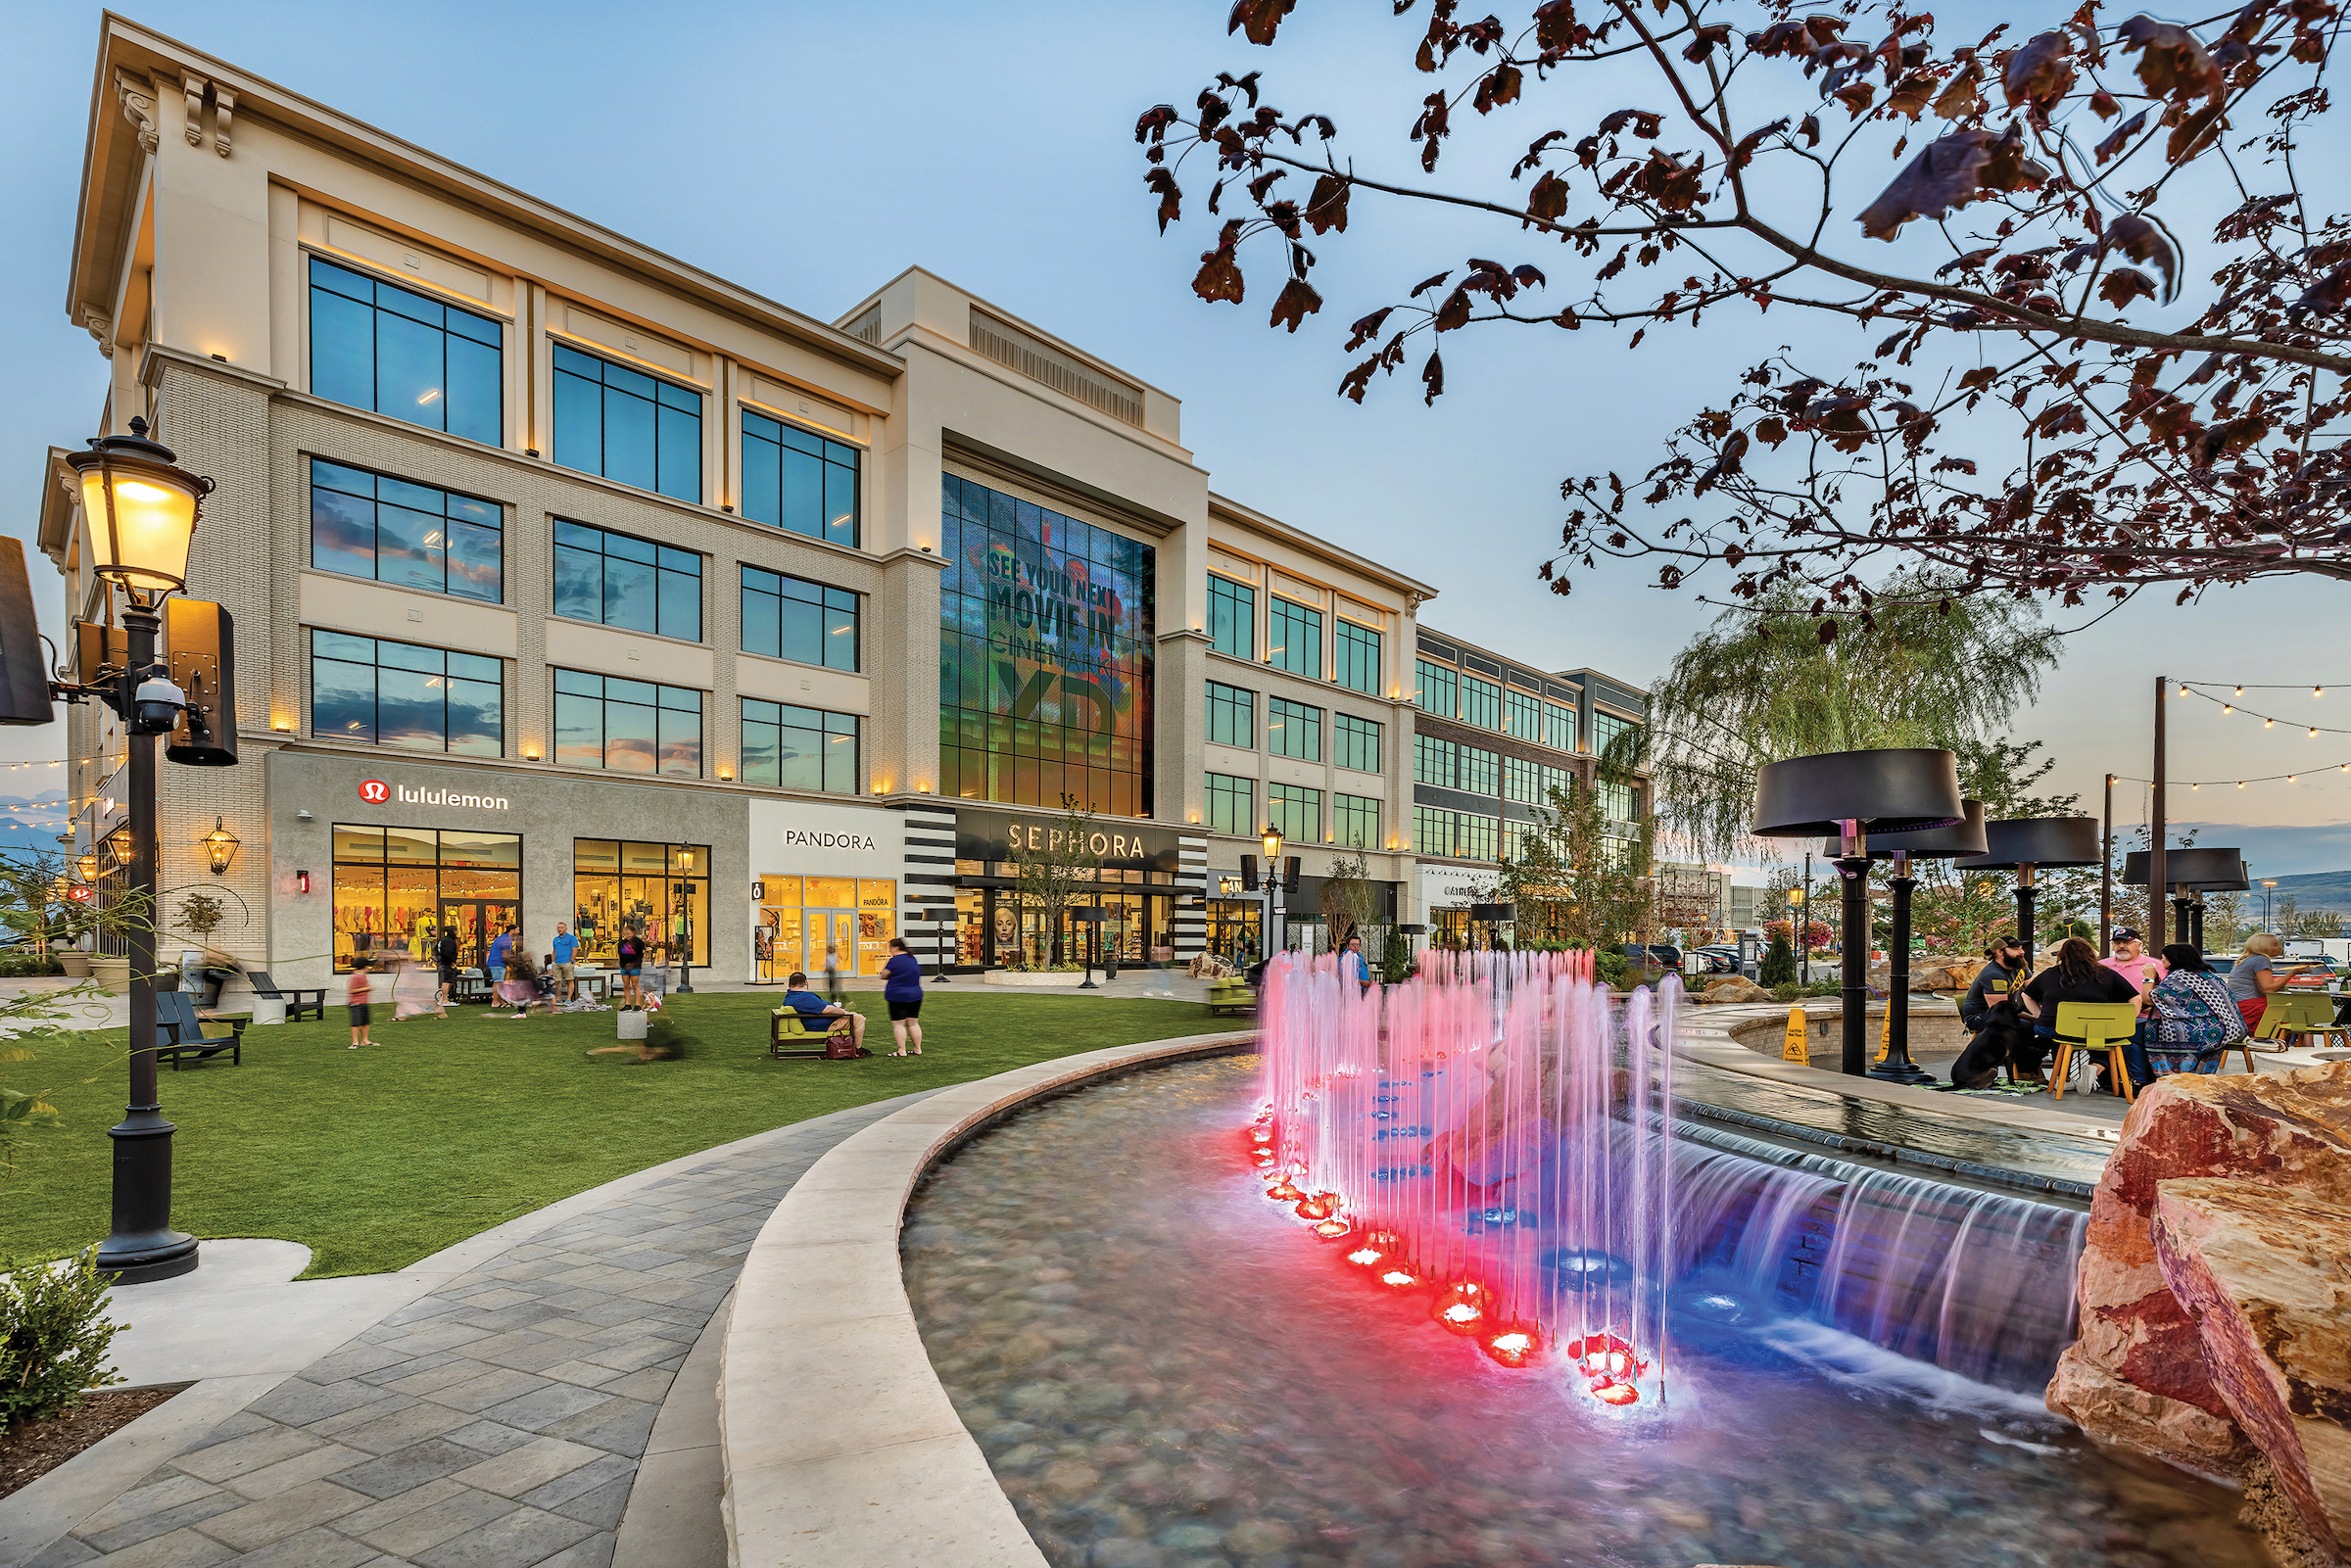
left=267, top=751, right=752, bottom=986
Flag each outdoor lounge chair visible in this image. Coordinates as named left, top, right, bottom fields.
left=155, top=990, right=244, bottom=1069
left=245, top=969, right=327, bottom=1022
left=2048, top=1000, right=2137, bottom=1103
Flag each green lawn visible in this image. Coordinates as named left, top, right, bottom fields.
left=0, top=991, right=1222, bottom=1278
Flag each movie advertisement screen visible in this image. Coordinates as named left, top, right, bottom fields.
left=938, top=476, right=1154, bottom=816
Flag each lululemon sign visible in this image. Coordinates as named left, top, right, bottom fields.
left=355, top=777, right=509, bottom=810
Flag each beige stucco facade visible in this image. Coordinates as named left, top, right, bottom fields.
left=36, top=18, right=1489, bottom=985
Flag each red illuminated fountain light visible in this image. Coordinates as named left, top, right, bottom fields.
left=1431, top=1281, right=1488, bottom=1336
left=1480, top=1323, right=1547, bottom=1369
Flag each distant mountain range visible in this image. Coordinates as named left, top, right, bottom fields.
left=2259, top=870, right=2351, bottom=914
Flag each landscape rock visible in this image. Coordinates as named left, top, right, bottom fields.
left=1701, top=976, right=1774, bottom=1004
left=2049, top=1062, right=2351, bottom=1478
left=2152, top=1177, right=2351, bottom=1557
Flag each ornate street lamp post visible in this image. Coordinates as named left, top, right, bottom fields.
left=60, top=418, right=216, bottom=1283
left=1261, top=825, right=1284, bottom=961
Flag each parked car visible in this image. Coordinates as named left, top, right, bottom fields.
left=1686, top=947, right=1742, bottom=976
left=1619, top=943, right=1684, bottom=974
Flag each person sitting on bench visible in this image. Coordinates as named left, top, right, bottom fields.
left=783, top=971, right=866, bottom=1053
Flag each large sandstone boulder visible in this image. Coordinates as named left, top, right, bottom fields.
left=1920, top=955, right=1986, bottom=990
left=1701, top=976, right=1773, bottom=1004
left=2048, top=1063, right=2351, bottom=1478
left=2153, top=1178, right=2351, bottom=1557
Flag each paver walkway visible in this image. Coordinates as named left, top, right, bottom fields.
left=26, top=1091, right=937, bottom=1568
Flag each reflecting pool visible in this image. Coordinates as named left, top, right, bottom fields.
left=902, top=1055, right=2266, bottom=1568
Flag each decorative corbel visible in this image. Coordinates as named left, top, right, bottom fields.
left=213, top=87, right=234, bottom=157
left=114, top=71, right=159, bottom=155
left=182, top=74, right=206, bottom=146
left=82, top=309, right=114, bottom=359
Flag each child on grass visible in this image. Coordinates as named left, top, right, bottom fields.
left=347, top=958, right=374, bottom=1049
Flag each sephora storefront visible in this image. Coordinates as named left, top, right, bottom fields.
left=946, top=807, right=1184, bottom=973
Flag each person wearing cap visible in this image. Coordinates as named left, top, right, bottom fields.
left=2101, top=928, right=2168, bottom=998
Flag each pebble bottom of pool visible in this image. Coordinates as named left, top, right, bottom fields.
left=899, top=1056, right=2270, bottom=1568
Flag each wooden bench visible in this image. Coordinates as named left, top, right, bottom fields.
left=1206, top=981, right=1257, bottom=1017
left=769, top=1007, right=860, bottom=1060
left=156, top=991, right=244, bottom=1070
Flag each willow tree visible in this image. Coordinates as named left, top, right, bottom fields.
left=1639, top=570, right=2056, bottom=863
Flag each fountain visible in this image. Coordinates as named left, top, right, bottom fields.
left=896, top=953, right=2266, bottom=1566
left=1248, top=950, right=2083, bottom=1398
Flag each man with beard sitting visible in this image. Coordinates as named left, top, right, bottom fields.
left=1948, top=936, right=2036, bottom=1089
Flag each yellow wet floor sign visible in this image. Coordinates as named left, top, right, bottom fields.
left=1875, top=1007, right=1891, bottom=1063
left=1782, top=1005, right=1808, bottom=1063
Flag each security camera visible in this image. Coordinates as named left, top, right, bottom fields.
left=131, top=670, right=187, bottom=735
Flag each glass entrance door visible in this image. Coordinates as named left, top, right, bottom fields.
left=442, top=900, right=518, bottom=969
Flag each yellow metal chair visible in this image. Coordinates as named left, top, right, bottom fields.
left=2049, top=1001, right=2139, bottom=1102
left=2274, top=992, right=2351, bottom=1050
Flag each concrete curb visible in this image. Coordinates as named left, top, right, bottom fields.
left=717, top=1030, right=1254, bottom=1568
left=1675, top=1001, right=2128, bottom=1142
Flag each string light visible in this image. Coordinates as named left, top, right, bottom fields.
left=2265, top=718, right=2275, bottom=729
left=2318, top=687, right=2326, bottom=697
left=2235, top=686, right=2245, bottom=696
left=2224, top=704, right=2234, bottom=713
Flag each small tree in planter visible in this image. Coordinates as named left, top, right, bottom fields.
left=1007, top=794, right=1102, bottom=969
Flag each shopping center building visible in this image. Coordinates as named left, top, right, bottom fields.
left=34, top=21, right=1641, bottom=986
left=1406, top=629, right=1650, bottom=938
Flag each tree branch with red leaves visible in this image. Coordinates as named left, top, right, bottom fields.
left=1134, top=0, right=2350, bottom=619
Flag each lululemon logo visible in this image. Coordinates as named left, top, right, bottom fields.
left=359, top=779, right=391, bottom=804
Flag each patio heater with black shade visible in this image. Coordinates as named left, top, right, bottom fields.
left=2122, top=848, right=2248, bottom=953
left=1752, top=749, right=1965, bottom=1076
left=1953, top=818, right=2104, bottom=974
left=30, top=418, right=224, bottom=1283
left=1072, top=907, right=1105, bottom=988
left=1826, top=800, right=1988, bottom=1083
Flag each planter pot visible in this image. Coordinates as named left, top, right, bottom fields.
left=90, top=956, right=131, bottom=993
left=617, top=1010, right=649, bottom=1040
left=58, top=953, right=91, bottom=979
left=249, top=996, right=287, bottom=1026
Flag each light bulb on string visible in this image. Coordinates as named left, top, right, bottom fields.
left=2289, top=775, right=2298, bottom=784
left=2265, top=718, right=2275, bottom=729
left=2223, top=704, right=2233, bottom=714
left=2237, top=781, right=2246, bottom=788
left=2317, top=687, right=2326, bottom=697
left=2236, top=686, right=2245, bottom=696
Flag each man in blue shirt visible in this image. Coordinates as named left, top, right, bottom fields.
left=486, top=926, right=514, bottom=987
left=783, top=971, right=865, bottom=1052
left=550, top=922, right=579, bottom=1003
left=1342, top=935, right=1371, bottom=993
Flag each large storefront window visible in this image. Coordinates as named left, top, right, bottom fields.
left=938, top=475, right=1155, bottom=816
left=752, top=876, right=896, bottom=981
left=573, top=840, right=710, bottom=967
left=332, top=825, right=520, bottom=971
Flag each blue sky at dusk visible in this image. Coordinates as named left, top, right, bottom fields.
left=3, top=1, right=2345, bottom=874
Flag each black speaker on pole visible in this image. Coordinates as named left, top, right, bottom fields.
left=164, top=599, right=238, bottom=767
left=1240, top=855, right=1260, bottom=891
left=0, top=538, right=53, bottom=727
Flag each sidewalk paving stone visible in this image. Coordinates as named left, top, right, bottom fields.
left=46, top=1091, right=935, bottom=1567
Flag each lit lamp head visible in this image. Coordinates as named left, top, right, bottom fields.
left=65, top=417, right=214, bottom=604
left=202, top=816, right=241, bottom=877
left=1262, top=825, right=1282, bottom=864
left=75, top=851, right=99, bottom=882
